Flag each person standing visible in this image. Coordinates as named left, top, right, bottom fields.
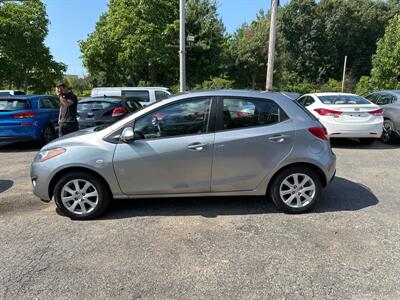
left=56, top=83, right=79, bottom=136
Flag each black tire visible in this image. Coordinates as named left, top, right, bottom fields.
left=381, top=119, right=397, bottom=144
left=358, top=138, right=376, bottom=145
left=269, top=166, right=322, bottom=214
left=42, top=124, right=56, bottom=145
left=54, top=171, right=110, bottom=220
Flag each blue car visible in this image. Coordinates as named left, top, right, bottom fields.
left=0, top=95, right=59, bottom=144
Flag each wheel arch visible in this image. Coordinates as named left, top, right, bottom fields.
left=266, top=162, right=328, bottom=196
left=48, top=167, right=112, bottom=200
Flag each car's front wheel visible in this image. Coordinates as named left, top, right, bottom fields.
left=54, top=172, right=110, bottom=220
left=269, top=167, right=322, bottom=213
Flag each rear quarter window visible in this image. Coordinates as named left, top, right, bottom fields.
left=0, top=99, right=30, bottom=111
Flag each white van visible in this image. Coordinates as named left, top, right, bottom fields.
left=0, top=90, right=25, bottom=96
left=91, top=87, right=171, bottom=106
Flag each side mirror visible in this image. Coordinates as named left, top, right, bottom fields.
left=120, top=127, right=134, bottom=143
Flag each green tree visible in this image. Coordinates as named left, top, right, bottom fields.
left=228, top=13, right=269, bottom=89
left=0, top=0, right=65, bottom=92
left=80, top=0, right=225, bottom=88
left=371, top=16, right=400, bottom=87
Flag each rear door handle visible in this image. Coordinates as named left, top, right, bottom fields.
left=187, top=142, right=208, bottom=151
left=269, top=134, right=290, bottom=143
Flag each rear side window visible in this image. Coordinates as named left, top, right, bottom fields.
left=40, top=98, right=59, bottom=109
left=155, top=91, right=169, bottom=101
left=318, top=95, right=370, bottom=105
left=78, top=101, right=114, bottom=111
left=299, top=96, right=315, bottom=107
left=124, top=99, right=142, bottom=112
left=221, top=98, right=287, bottom=130
left=121, top=91, right=150, bottom=102
left=365, top=94, right=378, bottom=103
left=0, top=99, right=29, bottom=111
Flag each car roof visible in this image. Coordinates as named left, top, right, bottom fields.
left=158, top=89, right=294, bottom=104
left=0, top=95, right=49, bottom=100
left=373, top=90, right=400, bottom=95
left=79, top=97, right=122, bottom=103
left=309, top=93, right=357, bottom=97
left=92, top=87, right=169, bottom=91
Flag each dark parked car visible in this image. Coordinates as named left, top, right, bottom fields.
left=0, top=95, right=59, bottom=144
left=77, top=97, right=142, bottom=129
left=366, top=90, right=400, bottom=143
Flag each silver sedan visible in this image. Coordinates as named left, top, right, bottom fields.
left=31, top=90, right=336, bottom=220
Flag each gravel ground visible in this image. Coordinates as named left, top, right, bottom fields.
left=0, top=140, right=399, bottom=299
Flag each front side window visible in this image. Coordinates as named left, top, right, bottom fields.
left=380, top=94, right=396, bottom=105
left=134, top=98, right=211, bottom=139
left=121, top=91, right=150, bottom=102
left=222, top=98, right=286, bottom=130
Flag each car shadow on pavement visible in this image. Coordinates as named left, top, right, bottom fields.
left=331, top=138, right=400, bottom=150
left=0, top=141, right=40, bottom=153
left=101, top=177, right=378, bottom=220
left=0, top=179, right=13, bottom=193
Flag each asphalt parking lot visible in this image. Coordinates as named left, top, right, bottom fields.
left=0, top=140, right=399, bottom=299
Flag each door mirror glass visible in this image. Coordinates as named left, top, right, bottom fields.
left=121, top=127, right=135, bottom=143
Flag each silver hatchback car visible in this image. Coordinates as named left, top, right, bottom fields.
left=31, top=90, right=336, bottom=220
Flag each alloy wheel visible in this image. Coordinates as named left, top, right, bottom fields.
left=61, top=179, right=99, bottom=215
left=43, top=126, right=54, bottom=144
left=279, top=173, right=316, bottom=208
left=381, top=121, right=394, bottom=143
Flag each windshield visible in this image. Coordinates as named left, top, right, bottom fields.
left=78, top=101, right=114, bottom=111
left=0, top=99, right=29, bottom=111
left=318, top=95, right=371, bottom=105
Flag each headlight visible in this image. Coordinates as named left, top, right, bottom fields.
left=36, top=148, right=66, bottom=162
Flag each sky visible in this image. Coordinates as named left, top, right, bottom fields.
left=44, top=0, right=287, bottom=76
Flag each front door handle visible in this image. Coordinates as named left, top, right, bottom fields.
left=269, top=134, right=290, bottom=143
left=187, top=142, right=208, bottom=151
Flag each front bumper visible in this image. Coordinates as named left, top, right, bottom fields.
left=31, top=160, right=53, bottom=201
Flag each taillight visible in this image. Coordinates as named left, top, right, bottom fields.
left=314, top=108, right=342, bottom=117
left=368, top=108, right=384, bottom=116
left=236, top=111, right=248, bottom=117
left=112, top=107, right=128, bottom=117
left=309, top=127, right=329, bottom=140
left=12, top=111, right=36, bottom=119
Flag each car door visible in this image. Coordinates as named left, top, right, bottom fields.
left=113, top=97, right=216, bottom=195
left=211, top=97, right=294, bottom=192
left=37, top=97, right=59, bottom=126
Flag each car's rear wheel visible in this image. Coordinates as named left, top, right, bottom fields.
left=42, top=124, right=56, bottom=145
left=269, top=167, right=322, bottom=213
left=54, top=172, right=110, bottom=220
left=358, top=138, right=376, bottom=145
left=381, top=119, right=397, bottom=144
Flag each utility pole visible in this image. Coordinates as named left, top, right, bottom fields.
left=179, top=0, right=186, bottom=92
left=342, top=55, right=347, bottom=92
left=266, top=0, right=279, bottom=91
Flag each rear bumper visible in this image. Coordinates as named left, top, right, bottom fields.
left=0, top=125, right=42, bottom=141
left=323, top=121, right=383, bottom=138
left=0, top=136, right=34, bottom=142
